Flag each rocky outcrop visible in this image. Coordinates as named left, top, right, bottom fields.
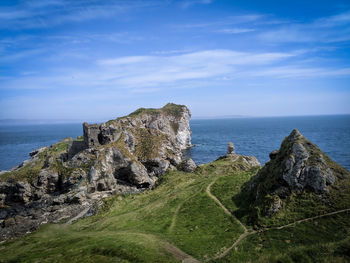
left=218, top=142, right=261, bottom=170
left=274, top=129, right=336, bottom=194
left=0, top=103, right=191, bottom=241
left=243, top=129, right=350, bottom=217
left=178, top=158, right=197, bottom=173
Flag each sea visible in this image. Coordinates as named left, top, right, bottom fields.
left=0, top=115, right=349, bottom=171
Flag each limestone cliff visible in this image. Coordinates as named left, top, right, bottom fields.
left=0, top=103, right=192, bottom=240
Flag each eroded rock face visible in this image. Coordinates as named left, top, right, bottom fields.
left=281, top=130, right=335, bottom=194
left=0, top=103, right=192, bottom=241
left=246, top=129, right=345, bottom=217
left=98, top=103, right=192, bottom=165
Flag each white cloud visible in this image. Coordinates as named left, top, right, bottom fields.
left=250, top=67, right=350, bottom=78
left=259, top=11, right=350, bottom=43
left=217, top=28, right=255, bottom=34
left=99, top=56, right=154, bottom=66
left=179, top=0, right=213, bottom=9
left=313, top=11, right=350, bottom=27
left=178, top=14, right=263, bottom=29
left=2, top=48, right=350, bottom=119
left=4, top=49, right=349, bottom=94
left=93, top=50, right=295, bottom=88
left=0, top=1, right=160, bottom=29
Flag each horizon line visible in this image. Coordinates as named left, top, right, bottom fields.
left=0, top=113, right=349, bottom=125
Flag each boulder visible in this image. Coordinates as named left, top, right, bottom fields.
left=178, top=159, right=197, bottom=173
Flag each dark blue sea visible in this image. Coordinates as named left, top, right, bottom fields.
left=0, top=115, right=349, bottom=171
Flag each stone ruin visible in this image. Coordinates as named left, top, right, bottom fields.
left=67, top=122, right=101, bottom=158
left=83, top=122, right=100, bottom=148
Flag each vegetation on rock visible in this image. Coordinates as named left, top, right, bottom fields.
left=234, top=129, right=350, bottom=228
left=0, top=155, right=349, bottom=263
left=127, top=103, right=186, bottom=119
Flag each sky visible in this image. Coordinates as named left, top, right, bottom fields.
left=0, top=0, right=350, bottom=121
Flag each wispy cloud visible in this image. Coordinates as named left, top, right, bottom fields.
left=0, top=0, right=159, bottom=29
left=179, top=0, right=213, bottom=9
left=249, top=66, right=350, bottom=78
left=3, top=49, right=348, bottom=94
left=259, top=11, right=350, bottom=43
left=176, top=14, right=263, bottom=29
left=91, top=50, right=296, bottom=88
left=217, top=28, right=255, bottom=34
left=1, top=2, right=350, bottom=119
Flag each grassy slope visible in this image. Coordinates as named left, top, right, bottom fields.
left=212, top=175, right=350, bottom=263
left=1, top=158, right=349, bottom=262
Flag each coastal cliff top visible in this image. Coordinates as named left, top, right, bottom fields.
left=102, top=103, right=190, bottom=126
left=127, top=103, right=189, bottom=118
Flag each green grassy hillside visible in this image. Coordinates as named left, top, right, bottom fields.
left=0, top=157, right=349, bottom=263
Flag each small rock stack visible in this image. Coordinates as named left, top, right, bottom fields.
left=227, top=142, right=235, bottom=156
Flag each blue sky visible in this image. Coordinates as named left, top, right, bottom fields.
left=1, top=0, right=350, bottom=121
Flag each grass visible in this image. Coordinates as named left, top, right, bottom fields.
left=105, top=103, right=186, bottom=124
left=75, top=136, right=84, bottom=142
left=211, top=169, right=258, bottom=230
left=213, top=212, right=350, bottom=263
left=0, top=226, right=178, bottom=263
left=0, top=157, right=349, bottom=262
left=126, top=103, right=186, bottom=119
left=134, top=128, right=166, bottom=161
left=128, top=107, right=160, bottom=117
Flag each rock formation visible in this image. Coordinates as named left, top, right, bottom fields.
left=222, top=142, right=260, bottom=168
left=178, top=158, right=197, bottom=173
left=242, top=129, right=350, bottom=218
left=0, top=103, right=192, bottom=240
left=227, top=142, right=235, bottom=155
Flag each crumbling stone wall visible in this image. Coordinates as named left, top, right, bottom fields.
left=67, top=140, right=86, bottom=159
left=83, top=122, right=100, bottom=148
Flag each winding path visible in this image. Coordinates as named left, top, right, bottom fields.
left=205, top=178, right=252, bottom=261
left=206, top=178, right=248, bottom=233
left=205, top=176, right=350, bottom=261
left=169, top=203, right=183, bottom=233
left=164, top=241, right=200, bottom=263
left=266, top=208, right=350, bottom=231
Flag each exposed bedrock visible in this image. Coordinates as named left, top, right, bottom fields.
left=244, top=129, right=349, bottom=217
left=0, top=103, right=192, bottom=240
